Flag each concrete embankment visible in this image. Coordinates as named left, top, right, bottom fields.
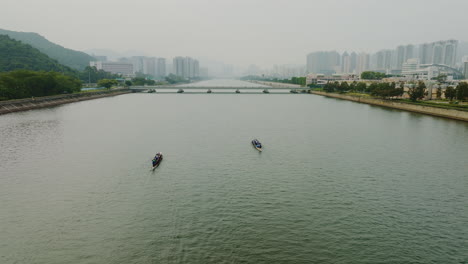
left=311, top=91, right=468, bottom=122
left=0, top=89, right=130, bottom=115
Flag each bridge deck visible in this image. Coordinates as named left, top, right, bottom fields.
left=131, top=86, right=306, bottom=90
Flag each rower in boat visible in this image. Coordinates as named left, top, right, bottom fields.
left=152, top=152, right=163, bottom=169
left=251, top=139, right=263, bottom=151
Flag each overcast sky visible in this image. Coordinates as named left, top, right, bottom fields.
left=2, top=0, right=468, bottom=67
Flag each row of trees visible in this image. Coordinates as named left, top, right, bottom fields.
left=360, top=71, right=388, bottom=80
left=80, top=66, right=121, bottom=84
left=240, top=75, right=307, bottom=86
left=444, top=82, right=468, bottom=101
left=165, top=74, right=189, bottom=84
left=323, top=80, right=468, bottom=102
left=323, top=81, right=404, bottom=99
left=0, top=70, right=82, bottom=100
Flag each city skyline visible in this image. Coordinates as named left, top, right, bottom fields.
left=2, top=0, right=468, bottom=68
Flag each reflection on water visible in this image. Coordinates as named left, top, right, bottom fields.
left=0, top=80, right=467, bottom=263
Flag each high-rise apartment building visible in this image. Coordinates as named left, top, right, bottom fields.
left=350, top=52, right=357, bottom=74
left=306, top=51, right=340, bottom=75
left=396, top=45, right=406, bottom=70
left=394, top=44, right=416, bottom=70
left=143, top=57, right=156, bottom=76
left=341, top=52, right=351, bottom=73
left=173, top=56, right=200, bottom=78
left=374, top=50, right=393, bottom=72
left=464, top=61, right=468, bottom=79
left=155, top=58, right=166, bottom=78
left=405, top=45, right=415, bottom=61
left=356, top=53, right=370, bottom=75
left=418, top=40, right=457, bottom=66
left=131, top=56, right=145, bottom=74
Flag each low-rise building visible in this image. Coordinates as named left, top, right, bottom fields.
left=89, top=61, right=134, bottom=76
left=306, top=73, right=358, bottom=85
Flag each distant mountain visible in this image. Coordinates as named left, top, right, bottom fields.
left=0, top=34, right=76, bottom=74
left=0, top=28, right=95, bottom=70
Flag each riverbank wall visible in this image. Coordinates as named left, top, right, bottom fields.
left=0, top=88, right=131, bottom=115
left=311, top=91, right=468, bottom=122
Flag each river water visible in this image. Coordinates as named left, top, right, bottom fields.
left=1, top=79, right=467, bottom=263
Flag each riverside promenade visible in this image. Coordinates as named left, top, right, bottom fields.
left=0, top=88, right=130, bottom=115
left=311, top=91, right=468, bottom=122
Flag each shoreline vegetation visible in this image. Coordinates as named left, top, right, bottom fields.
left=310, top=91, right=468, bottom=122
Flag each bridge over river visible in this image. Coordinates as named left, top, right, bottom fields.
left=130, top=85, right=310, bottom=94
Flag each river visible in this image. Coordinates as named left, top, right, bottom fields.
left=1, top=79, right=467, bottom=263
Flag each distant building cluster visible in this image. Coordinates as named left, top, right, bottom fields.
left=306, top=39, right=461, bottom=80
left=126, top=56, right=167, bottom=79
left=172, top=56, right=200, bottom=79
left=89, top=55, right=201, bottom=80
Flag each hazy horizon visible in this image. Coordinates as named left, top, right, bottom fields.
left=2, top=0, right=468, bottom=67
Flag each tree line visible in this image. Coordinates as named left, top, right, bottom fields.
left=241, top=75, right=307, bottom=86
left=444, top=82, right=468, bottom=101
left=360, top=71, right=388, bottom=80
left=323, top=81, right=404, bottom=99
left=323, top=81, right=468, bottom=102
left=0, top=70, right=81, bottom=100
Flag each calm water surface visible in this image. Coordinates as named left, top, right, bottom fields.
left=1, top=79, right=467, bottom=263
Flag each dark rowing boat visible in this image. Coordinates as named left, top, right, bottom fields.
left=152, top=152, right=163, bottom=169
left=251, top=139, right=263, bottom=152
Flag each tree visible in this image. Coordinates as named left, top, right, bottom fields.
left=337, top=82, right=349, bottom=93
left=0, top=70, right=81, bottom=100
left=165, top=74, right=187, bottom=84
left=367, top=83, right=379, bottom=94
left=97, top=79, right=118, bottom=89
left=356, top=82, right=367, bottom=92
left=360, top=71, right=387, bottom=80
left=349, top=81, right=357, bottom=91
left=436, top=86, right=442, bottom=99
left=455, top=82, right=468, bottom=101
left=80, top=66, right=121, bottom=83
left=407, top=81, right=427, bottom=102
left=445, top=86, right=456, bottom=101
left=132, top=77, right=147, bottom=86
left=125, top=80, right=132, bottom=87
left=323, top=82, right=335, bottom=93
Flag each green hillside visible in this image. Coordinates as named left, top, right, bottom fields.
left=0, top=34, right=76, bottom=74
left=0, top=28, right=95, bottom=70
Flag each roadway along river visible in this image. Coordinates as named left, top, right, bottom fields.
left=0, top=79, right=467, bottom=263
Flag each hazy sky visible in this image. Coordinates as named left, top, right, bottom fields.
left=2, top=0, right=468, bottom=67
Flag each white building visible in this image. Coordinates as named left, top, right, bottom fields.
left=402, top=58, right=419, bottom=75
left=89, top=61, right=133, bottom=75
